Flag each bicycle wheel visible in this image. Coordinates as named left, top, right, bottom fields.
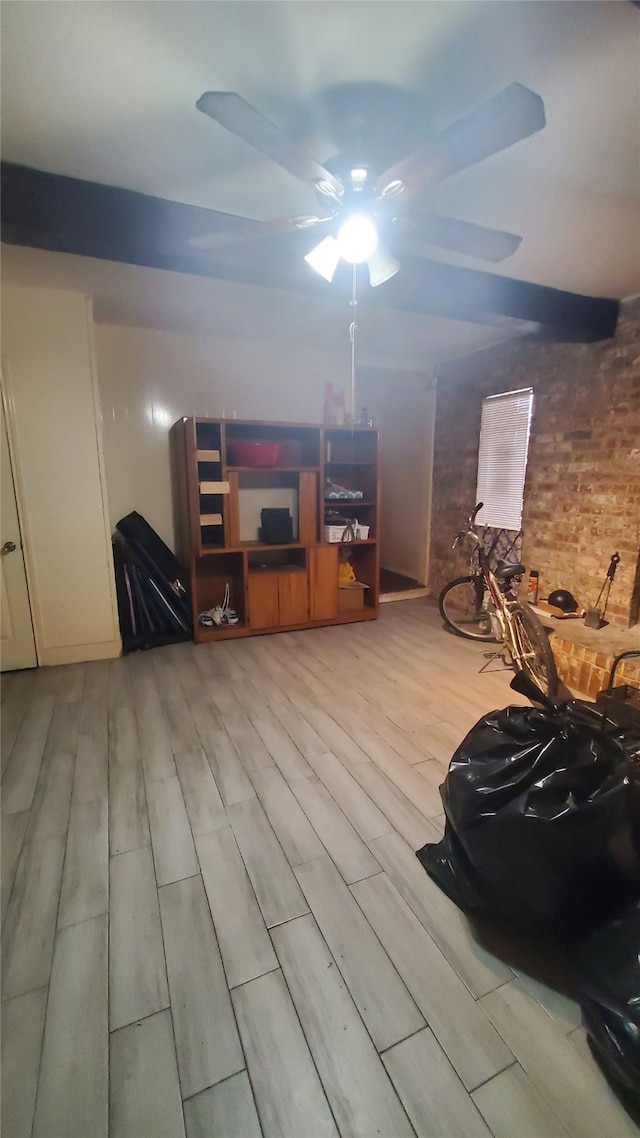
left=509, top=602, right=558, bottom=698
left=438, top=576, right=495, bottom=641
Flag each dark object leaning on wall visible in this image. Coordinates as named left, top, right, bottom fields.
left=113, top=511, right=191, bottom=652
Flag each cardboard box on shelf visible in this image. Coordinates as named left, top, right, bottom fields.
left=338, top=581, right=369, bottom=612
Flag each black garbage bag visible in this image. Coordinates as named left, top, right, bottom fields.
left=578, top=902, right=640, bottom=1097
left=416, top=703, right=640, bottom=932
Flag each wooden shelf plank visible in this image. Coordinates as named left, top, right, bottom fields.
left=248, top=565, right=307, bottom=575
left=242, top=541, right=305, bottom=549
left=196, top=449, right=221, bottom=462
left=199, top=481, right=230, bottom=495
left=324, top=500, right=375, bottom=507
left=322, top=539, right=376, bottom=546
left=227, top=466, right=321, bottom=473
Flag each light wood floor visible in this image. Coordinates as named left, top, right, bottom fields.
left=2, top=599, right=638, bottom=1138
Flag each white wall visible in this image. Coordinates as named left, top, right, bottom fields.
left=94, top=324, right=436, bottom=581
left=94, top=322, right=352, bottom=548
left=358, top=368, right=435, bottom=583
left=1, top=285, right=121, bottom=664
left=0, top=280, right=435, bottom=671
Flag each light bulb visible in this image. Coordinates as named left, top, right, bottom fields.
left=336, top=215, right=378, bottom=264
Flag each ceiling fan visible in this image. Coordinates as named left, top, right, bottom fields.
left=190, top=83, right=546, bottom=287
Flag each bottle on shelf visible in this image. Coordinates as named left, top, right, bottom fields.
left=357, top=407, right=373, bottom=427
left=323, top=381, right=346, bottom=425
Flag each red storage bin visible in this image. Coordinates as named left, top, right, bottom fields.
left=227, top=440, right=282, bottom=467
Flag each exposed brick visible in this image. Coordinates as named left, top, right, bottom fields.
left=578, top=661, right=593, bottom=695
left=431, top=297, right=640, bottom=629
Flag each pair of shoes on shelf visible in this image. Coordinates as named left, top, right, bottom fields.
left=198, top=582, right=239, bottom=628
left=219, top=582, right=239, bottom=624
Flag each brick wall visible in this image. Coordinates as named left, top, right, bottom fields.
left=430, top=297, right=640, bottom=627
left=551, top=636, right=640, bottom=700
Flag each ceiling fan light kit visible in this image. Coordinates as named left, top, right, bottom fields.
left=193, top=82, right=548, bottom=282
left=335, top=215, right=378, bottom=264
left=366, top=243, right=401, bottom=287
left=304, top=226, right=399, bottom=287
left=304, top=235, right=341, bottom=283
left=379, top=178, right=406, bottom=199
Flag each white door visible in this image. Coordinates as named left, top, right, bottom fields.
left=1, top=389, right=37, bottom=671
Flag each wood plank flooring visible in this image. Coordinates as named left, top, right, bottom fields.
left=2, top=599, right=638, bottom=1138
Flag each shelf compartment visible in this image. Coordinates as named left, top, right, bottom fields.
left=193, top=552, right=246, bottom=633
left=325, top=469, right=377, bottom=503
left=341, top=544, right=378, bottom=608
left=237, top=469, right=300, bottom=543
left=226, top=423, right=321, bottom=468
left=195, top=621, right=248, bottom=641
left=195, top=422, right=222, bottom=454
left=247, top=547, right=306, bottom=572
left=324, top=428, right=377, bottom=465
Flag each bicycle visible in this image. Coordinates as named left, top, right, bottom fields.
left=438, top=502, right=559, bottom=698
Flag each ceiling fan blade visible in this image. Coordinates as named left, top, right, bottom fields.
left=197, top=92, right=344, bottom=196
left=189, top=213, right=331, bottom=253
left=392, top=215, right=522, bottom=262
left=377, top=83, right=546, bottom=201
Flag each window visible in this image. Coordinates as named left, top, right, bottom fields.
left=475, top=388, right=533, bottom=530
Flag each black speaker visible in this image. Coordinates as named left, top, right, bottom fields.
left=259, top=508, right=293, bottom=544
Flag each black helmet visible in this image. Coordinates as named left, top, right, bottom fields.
left=548, top=589, right=578, bottom=613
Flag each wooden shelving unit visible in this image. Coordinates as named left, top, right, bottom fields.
left=170, top=417, right=380, bottom=642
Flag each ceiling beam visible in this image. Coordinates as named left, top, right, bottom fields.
left=1, top=162, right=619, bottom=342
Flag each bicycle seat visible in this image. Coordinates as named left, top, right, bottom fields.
left=495, top=560, right=525, bottom=581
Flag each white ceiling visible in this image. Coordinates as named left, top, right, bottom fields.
left=2, top=1, right=639, bottom=360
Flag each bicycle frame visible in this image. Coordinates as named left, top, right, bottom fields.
left=454, top=509, right=533, bottom=669
left=442, top=504, right=558, bottom=697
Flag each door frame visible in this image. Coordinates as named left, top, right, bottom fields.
left=1, top=360, right=39, bottom=668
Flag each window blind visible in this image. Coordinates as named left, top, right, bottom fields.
left=475, top=388, right=533, bottom=530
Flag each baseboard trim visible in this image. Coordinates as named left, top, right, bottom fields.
left=379, top=588, right=431, bottom=603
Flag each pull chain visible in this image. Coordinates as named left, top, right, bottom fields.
left=349, top=264, right=357, bottom=428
